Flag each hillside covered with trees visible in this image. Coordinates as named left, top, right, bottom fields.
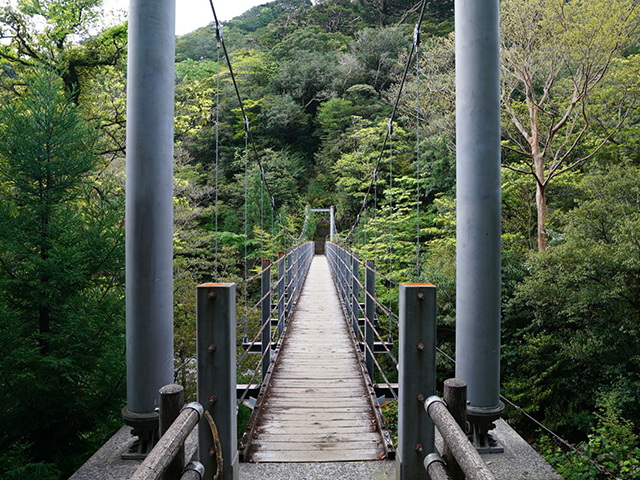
left=1, top=0, right=640, bottom=478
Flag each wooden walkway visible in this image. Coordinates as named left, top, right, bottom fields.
left=244, top=255, right=386, bottom=463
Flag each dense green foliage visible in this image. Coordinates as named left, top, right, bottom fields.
left=2, top=0, right=640, bottom=477
left=0, top=69, right=125, bottom=479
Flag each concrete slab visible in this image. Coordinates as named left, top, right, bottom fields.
left=240, top=460, right=396, bottom=480
left=74, top=418, right=560, bottom=480
left=70, top=426, right=198, bottom=480
left=479, top=419, right=562, bottom=479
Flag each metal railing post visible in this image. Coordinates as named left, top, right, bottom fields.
left=261, top=259, right=272, bottom=380
left=340, top=247, right=347, bottom=305
left=364, top=260, right=375, bottom=382
left=285, top=249, right=292, bottom=317
left=277, top=252, right=285, bottom=337
left=397, top=283, right=436, bottom=480
left=196, top=283, right=239, bottom=480
left=293, top=246, right=300, bottom=304
left=344, top=248, right=352, bottom=322
left=351, top=253, right=360, bottom=338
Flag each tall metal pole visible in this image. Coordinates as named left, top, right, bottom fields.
left=351, top=253, right=360, bottom=338
left=123, top=0, right=176, bottom=453
left=455, top=0, right=504, bottom=435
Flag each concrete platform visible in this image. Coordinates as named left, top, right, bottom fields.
left=72, top=418, right=560, bottom=479
left=69, top=426, right=198, bottom=480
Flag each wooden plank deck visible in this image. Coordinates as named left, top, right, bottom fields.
left=245, top=255, right=386, bottom=463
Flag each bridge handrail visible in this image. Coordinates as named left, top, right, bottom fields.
left=236, top=241, right=314, bottom=402
left=325, top=242, right=399, bottom=396
left=424, top=394, right=496, bottom=480
left=130, top=394, right=204, bottom=480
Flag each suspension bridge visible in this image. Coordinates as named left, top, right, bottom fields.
left=70, top=0, right=568, bottom=477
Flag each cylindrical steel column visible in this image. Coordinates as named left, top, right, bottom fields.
left=455, top=0, right=502, bottom=412
left=330, top=206, right=335, bottom=241
left=125, top=0, right=175, bottom=418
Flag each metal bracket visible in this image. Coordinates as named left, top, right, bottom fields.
left=424, top=395, right=446, bottom=412
left=424, top=452, right=446, bottom=470
left=467, top=401, right=505, bottom=454
left=182, top=461, right=205, bottom=479
left=181, top=401, right=204, bottom=421
left=121, top=407, right=159, bottom=460
left=413, top=24, right=421, bottom=47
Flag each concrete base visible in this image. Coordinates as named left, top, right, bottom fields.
left=463, top=419, right=562, bottom=480
left=72, top=419, right=560, bottom=479
left=69, top=426, right=198, bottom=480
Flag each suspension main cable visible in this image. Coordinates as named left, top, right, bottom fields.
left=206, top=0, right=307, bottom=243
left=260, top=166, right=264, bottom=258
left=387, top=119, right=394, bottom=343
left=338, top=0, right=429, bottom=243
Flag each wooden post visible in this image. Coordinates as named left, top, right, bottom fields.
left=444, top=378, right=468, bottom=480
left=159, top=384, right=185, bottom=480
left=425, top=397, right=495, bottom=480
left=130, top=404, right=203, bottom=480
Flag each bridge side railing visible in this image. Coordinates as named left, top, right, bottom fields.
left=326, top=241, right=495, bottom=480
left=325, top=242, right=399, bottom=391
left=130, top=384, right=205, bottom=480
left=196, top=241, right=314, bottom=479
left=425, top=386, right=495, bottom=480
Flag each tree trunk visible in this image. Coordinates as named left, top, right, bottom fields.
left=536, top=180, right=547, bottom=251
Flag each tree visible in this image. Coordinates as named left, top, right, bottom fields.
left=0, top=0, right=127, bottom=102
left=340, top=26, right=409, bottom=93
left=502, top=164, right=640, bottom=437
left=500, top=0, right=639, bottom=251
left=0, top=69, right=125, bottom=479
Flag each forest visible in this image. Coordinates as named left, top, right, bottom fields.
left=1, top=0, right=640, bottom=478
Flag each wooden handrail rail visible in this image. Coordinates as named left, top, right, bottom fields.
left=130, top=402, right=203, bottom=480
left=425, top=396, right=495, bottom=480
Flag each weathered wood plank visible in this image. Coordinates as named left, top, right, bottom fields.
left=250, top=449, right=383, bottom=463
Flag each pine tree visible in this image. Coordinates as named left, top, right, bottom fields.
left=0, top=68, right=125, bottom=479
